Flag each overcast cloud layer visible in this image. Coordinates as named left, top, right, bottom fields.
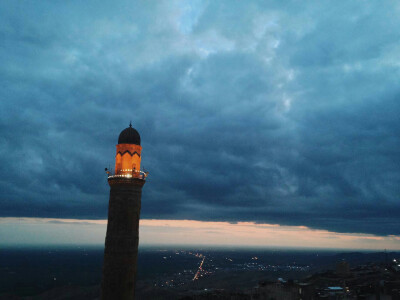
left=1, top=1, right=399, bottom=236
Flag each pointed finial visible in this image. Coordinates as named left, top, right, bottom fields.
left=129, top=121, right=132, bottom=128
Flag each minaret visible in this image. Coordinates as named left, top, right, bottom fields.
left=101, top=123, right=147, bottom=300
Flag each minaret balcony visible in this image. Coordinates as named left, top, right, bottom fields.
left=107, top=169, right=148, bottom=180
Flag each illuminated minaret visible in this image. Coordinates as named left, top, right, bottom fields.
left=101, top=123, right=147, bottom=300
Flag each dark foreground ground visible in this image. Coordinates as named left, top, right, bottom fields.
left=0, top=246, right=398, bottom=299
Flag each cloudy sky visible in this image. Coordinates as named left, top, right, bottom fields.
left=1, top=1, right=400, bottom=245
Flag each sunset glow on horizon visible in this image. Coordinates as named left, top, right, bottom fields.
left=1, top=217, right=400, bottom=250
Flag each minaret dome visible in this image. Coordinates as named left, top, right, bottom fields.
left=118, top=122, right=141, bottom=145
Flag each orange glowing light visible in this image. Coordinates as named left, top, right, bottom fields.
left=114, top=143, right=142, bottom=176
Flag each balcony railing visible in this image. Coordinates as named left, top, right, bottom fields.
left=106, top=169, right=148, bottom=180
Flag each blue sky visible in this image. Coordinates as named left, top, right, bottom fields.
left=1, top=1, right=400, bottom=238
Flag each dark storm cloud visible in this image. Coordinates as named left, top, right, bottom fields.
left=1, top=1, right=399, bottom=235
